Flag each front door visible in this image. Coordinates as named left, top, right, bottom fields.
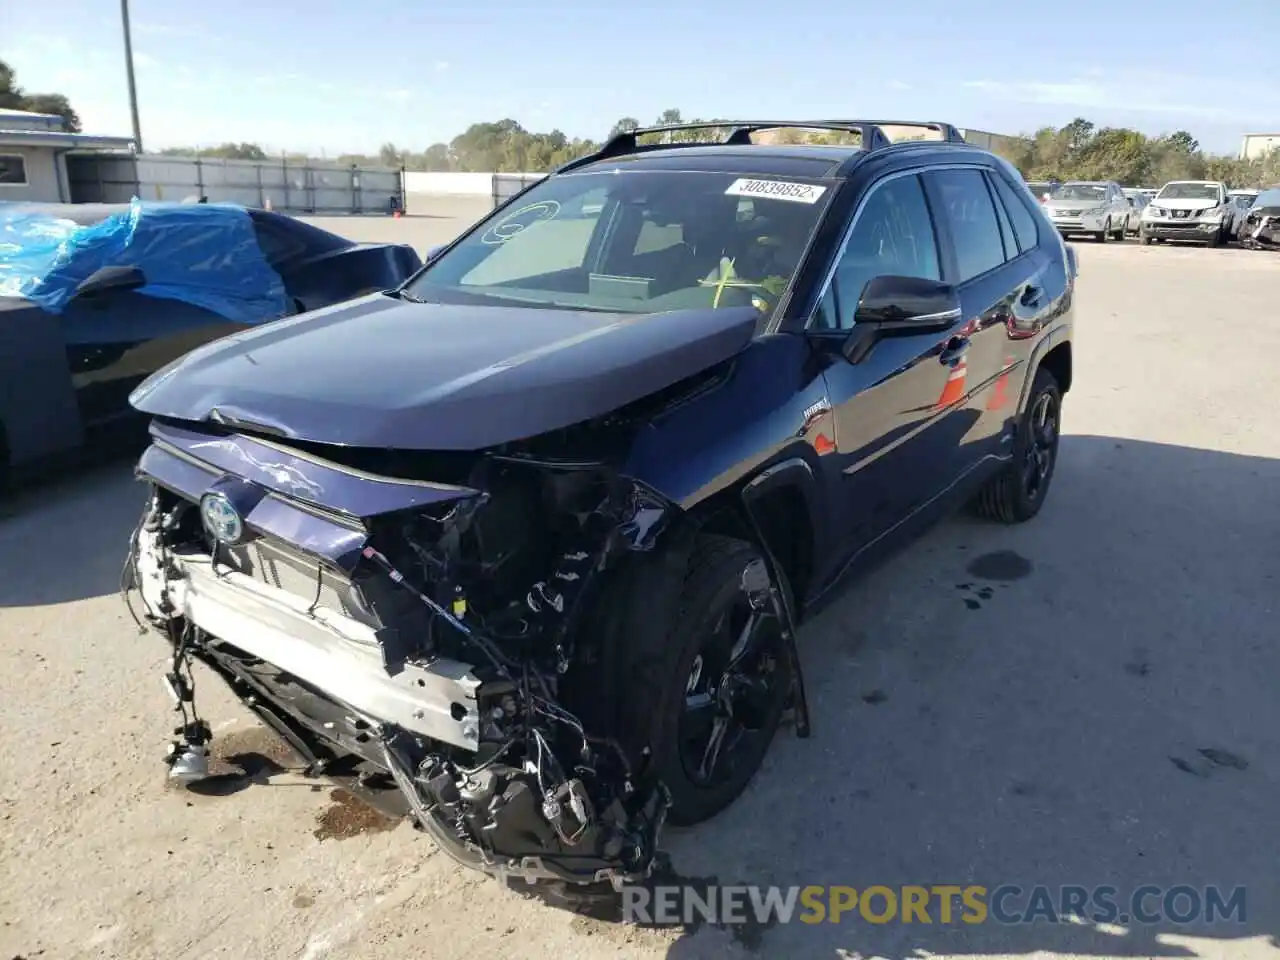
left=809, top=170, right=978, bottom=555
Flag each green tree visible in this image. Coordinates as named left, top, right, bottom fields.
left=608, top=117, right=640, bottom=139
left=0, top=59, right=82, bottom=131
left=378, top=142, right=403, bottom=167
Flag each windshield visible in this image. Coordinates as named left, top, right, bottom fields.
left=405, top=170, right=833, bottom=318
left=1055, top=183, right=1107, bottom=202
left=1156, top=182, right=1221, bottom=201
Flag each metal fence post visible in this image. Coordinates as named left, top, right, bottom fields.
left=257, top=163, right=264, bottom=209
left=196, top=155, right=204, bottom=201
left=282, top=152, right=290, bottom=211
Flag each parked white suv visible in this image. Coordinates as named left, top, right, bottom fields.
left=1139, top=181, right=1231, bottom=246
left=1043, top=180, right=1131, bottom=242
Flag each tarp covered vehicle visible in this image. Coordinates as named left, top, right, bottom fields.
left=0, top=200, right=421, bottom=483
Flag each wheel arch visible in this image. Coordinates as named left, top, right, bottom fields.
left=686, top=454, right=822, bottom=610
left=1017, top=327, right=1072, bottom=416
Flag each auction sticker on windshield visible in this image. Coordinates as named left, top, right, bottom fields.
left=725, top=178, right=828, bottom=204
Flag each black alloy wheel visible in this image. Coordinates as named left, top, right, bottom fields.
left=641, top=536, right=793, bottom=826
left=1022, top=388, right=1059, bottom=505
left=974, top=366, right=1063, bottom=524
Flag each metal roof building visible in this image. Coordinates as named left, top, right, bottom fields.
left=1239, top=133, right=1280, bottom=161
left=0, top=107, right=136, bottom=203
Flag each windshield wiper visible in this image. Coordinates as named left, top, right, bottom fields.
left=386, top=288, right=426, bottom=303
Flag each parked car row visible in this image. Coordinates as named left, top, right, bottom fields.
left=1031, top=178, right=1277, bottom=248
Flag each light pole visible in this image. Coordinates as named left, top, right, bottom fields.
left=121, top=0, right=143, bottom=151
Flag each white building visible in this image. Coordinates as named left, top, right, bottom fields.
left=0, top=107, right=135, bottom=203
left=1239, top=133, right=1280, bottom=161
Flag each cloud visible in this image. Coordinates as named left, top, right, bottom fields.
left=961, top=73, right=1267, bottom=125
left=133, top=52, right=159, bottom=69
left=887, top=79, right=912, bottom=91
left=434, top=61, right=450, bottom=73
left=385, top=89, right=412, bottom=104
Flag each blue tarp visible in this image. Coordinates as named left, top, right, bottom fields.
left=0, top=199, right=290, bottom=324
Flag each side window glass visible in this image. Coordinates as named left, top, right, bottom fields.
left=990, top=173, right=1040, bottom=254
left=987, top=174, right=1017, bottom=261
left=929, top=169, right=1007, bottom=281
left=815, top=174, right=940, bottom=331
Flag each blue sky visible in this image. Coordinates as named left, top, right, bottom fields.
left=3, top=0, right=1276, bottom=155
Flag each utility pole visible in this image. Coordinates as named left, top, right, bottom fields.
left=121, top=0, right=143, bottom=152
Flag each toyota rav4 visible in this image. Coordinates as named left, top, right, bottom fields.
left=124, top=119, right=1075, bottom=899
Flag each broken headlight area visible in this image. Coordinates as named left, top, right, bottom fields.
left=126, top=446, right=679, bottom=889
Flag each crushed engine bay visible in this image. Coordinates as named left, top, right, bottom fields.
left=123, top=439, right=756, bottom=890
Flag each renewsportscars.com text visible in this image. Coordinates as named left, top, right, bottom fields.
left=622, top=884, right=1247, bottom=926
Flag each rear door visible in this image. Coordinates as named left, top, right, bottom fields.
left=810, top=170, right=975, bottom=551
left=921, top=166, right=1047, bottom=466
left=926, top=167, right=1044, bottom=465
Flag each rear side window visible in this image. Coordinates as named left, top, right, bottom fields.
left=928, top=169, right=1006, bottom=281
left=987, top=175, right=1017, bottom=260
left=989, top=173, right=1040, bottom=254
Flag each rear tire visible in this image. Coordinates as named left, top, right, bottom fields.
left=975, top=367, right=1062, bottom=524
left=623, top=534, right=793, bottom=826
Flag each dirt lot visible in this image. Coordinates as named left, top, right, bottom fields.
left=2, top=217, right=1278, bottom=959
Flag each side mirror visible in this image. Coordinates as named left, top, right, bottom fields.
left=424, top=244, right=445, bottom=262
left=841, top=275, right=961, bottom=363
left=74, top=264, right=147, bottom=300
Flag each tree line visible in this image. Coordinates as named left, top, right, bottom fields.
left=364, top=111, right=1280, bottom=189
left=0, top=59, right=81, bottom=131
left=3, top=61, right=1275, bottom=190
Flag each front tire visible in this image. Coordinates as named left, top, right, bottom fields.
left=628, top=534, right=793, bottom=826
left=975, top=367, right=1062, bottom=524
left=1112, top=220, right=1126, bottom=241
left=1095, top=221, right=1110, bottom=243
left=1138, top=228, right=1153, bottom=246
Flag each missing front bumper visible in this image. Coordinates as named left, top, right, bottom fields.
left=135, top=530, right=484, bottom=749
left=132, top=524, right=670, bottom=890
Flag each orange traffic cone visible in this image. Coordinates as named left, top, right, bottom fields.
left=393, top=209, right=402, bottom=219
left=985, top=355, right=1016, bottom=411
left=936, top=356, right=967, bottom=408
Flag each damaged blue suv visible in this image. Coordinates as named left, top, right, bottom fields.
left=125, top=120, right=1074, bottom=896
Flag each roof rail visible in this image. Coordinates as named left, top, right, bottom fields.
left=593, top=120, right=894, bottom=159
left=820, top=120, right=967, bottom=144
left=552, top=118, right=969, bottom=175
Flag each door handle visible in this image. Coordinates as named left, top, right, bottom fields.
left=939, top=336, right=970, bottom=366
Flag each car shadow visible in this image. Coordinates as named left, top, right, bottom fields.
left=648, top=434, right=1280, bottom=957
left=0, top=454, right=146, bottom=607
left=1, top=433, right=1277, bottom=959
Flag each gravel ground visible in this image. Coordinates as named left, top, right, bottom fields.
left=2, top=216, right=1278, bottom=960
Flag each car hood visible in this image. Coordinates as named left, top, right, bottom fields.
left=130, top=293, right=760, bottom=450
left=1149, top=197, right=1220, bottom=211
left=1045, top=198, right=1107, bottom=211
